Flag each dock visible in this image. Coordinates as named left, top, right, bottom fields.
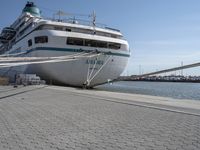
left=0, top=85, right=200, bottom=150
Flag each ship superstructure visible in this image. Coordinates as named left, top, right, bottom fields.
left=0, top=2, right=130, bottom=87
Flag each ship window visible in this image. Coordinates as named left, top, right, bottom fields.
left=67, top=37, right=120, bottom=50
left=108, top=42, right=121, bottom=49
left=54, top=26, right=63, bottom=31
left=84, top=40, right=90, bottom=46
left=67, top=37, right=83, bottom=46
left=19, top=22, right=25, bottom=28
left=85, top=40, right=97, bottom=47
left=28, top=39, right=32, bottom=47
left=35, top=36, right=48, bottom=44
left=66, top=28, right=71, bottom=32
left=111, top=34, right=117, bottom=38
left=97, top=41, right=108, bottom=48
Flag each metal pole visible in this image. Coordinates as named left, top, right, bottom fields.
left=139, top=65, right=141, bottom=75
left=181, top=61, right=183, bottom=76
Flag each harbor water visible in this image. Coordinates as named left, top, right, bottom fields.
left=96, top=81, right=200, bottom=100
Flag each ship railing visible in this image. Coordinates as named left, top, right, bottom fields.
left=44, top=17, right=120, bottom=32
left=64, top=18, right=107, bottom=28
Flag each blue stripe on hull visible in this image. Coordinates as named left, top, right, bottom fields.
left=25, top=47, right=131, bottom=57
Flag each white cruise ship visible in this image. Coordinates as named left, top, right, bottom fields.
left=0, top=2, right=130, bottom=87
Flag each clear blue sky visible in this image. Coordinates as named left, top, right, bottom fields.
left=1, top=0, right=200, bottom=76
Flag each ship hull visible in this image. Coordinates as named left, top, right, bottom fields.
left=1, top=48, right=129, bottom=87
left=24, top=48, right=129, bottom=87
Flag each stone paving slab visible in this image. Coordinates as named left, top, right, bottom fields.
left=49, top=86, right=200, bottom=115
left=0, top=85, right=200, bottom=150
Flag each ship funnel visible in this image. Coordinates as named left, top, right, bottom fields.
left=22, top=1, right=41, bottom=17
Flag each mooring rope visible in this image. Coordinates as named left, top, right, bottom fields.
left=0, top=50, right=100, bottom=68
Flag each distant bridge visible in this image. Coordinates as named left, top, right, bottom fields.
left=131, top=61, right=200, bottom=78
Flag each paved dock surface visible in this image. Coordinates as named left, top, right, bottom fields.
left=0, top=85, right=200, bottom=150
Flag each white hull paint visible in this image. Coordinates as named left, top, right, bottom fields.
left=24, top=49, right=129, bottom=86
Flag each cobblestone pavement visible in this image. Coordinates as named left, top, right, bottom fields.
left=0, top=86, right=200, bottom=150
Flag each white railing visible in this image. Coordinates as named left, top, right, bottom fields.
left=43, top=16, right=120, bottom=32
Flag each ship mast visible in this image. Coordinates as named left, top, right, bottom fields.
left=92, top=11, right=96, bottom=26
left=91, top=11, right=96, bottom=34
